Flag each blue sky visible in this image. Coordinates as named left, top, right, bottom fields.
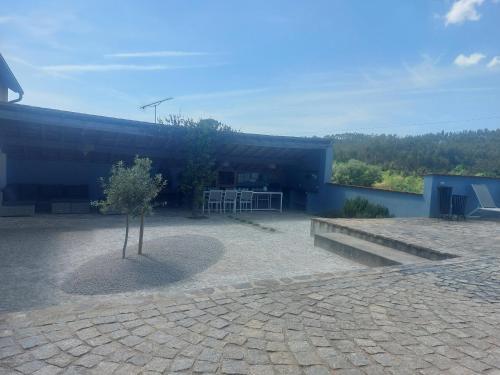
left=1, top=0, right=500, bottom=136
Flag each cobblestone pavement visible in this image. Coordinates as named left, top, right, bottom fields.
left=1, top=255, right=499, bottom=374
left=319, top=218, right=500, bottom=257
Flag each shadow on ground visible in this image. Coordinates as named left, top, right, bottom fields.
left=61, top=235, right=225, bottom=295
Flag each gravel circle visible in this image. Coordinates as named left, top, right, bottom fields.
left=61, top=234, right=224, bottom=295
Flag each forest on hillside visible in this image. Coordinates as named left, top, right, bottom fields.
left=326, top=129, right=500, bottom=193
left=329, top=129, right=500, bottom=177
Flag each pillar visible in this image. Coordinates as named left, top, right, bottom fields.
left=0, top=149, right=6, bottom=204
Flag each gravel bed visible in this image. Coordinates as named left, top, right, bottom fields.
left=61, top=235, right=224, bottom=295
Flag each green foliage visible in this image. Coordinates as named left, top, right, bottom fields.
left=341, top=197, right=391, bottom=218
left=329, top=129, right=500, bottom=177
left=333, top=159, right=382, bottom=187
left=160, top=115, right=233, bottom=215
left=97, top=156, right=166, bottom=217
left=374, top=171, right=424, bottom=194
left=97, top=156, right=166, bottom=257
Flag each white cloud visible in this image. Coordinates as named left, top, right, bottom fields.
left=0, top=16, right=16, bottom=24
left=105, top=51, right=209, bottom=58
left=41, top=63, right=226, bottom=73
left=487, top=56, right=500, bottom=68
left=176, top=88, right=269, bottom=101
left=445, top=0, right=484, bottom=25
left=454, top=53, right=485, bottom=67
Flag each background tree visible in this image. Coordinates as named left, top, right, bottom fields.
left=160, top=115, right=233, bottom=216
left=332, top=159, right=382, bottom=187
left=97, top=156, right=166, bottom=258
left=329, top=129, right=500, bottom=177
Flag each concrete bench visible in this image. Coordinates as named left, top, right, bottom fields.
left=51, top=201, right=90, bottom=214
left=0, top=204, right=35, bottom=217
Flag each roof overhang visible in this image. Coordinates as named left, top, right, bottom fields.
left=0, top=103, right=331, bottom=167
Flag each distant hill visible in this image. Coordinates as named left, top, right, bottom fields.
left=328, top=129, right=500, bottom=177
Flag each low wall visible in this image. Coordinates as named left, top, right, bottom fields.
left=307, top=174, right=500, bottom=218
left=307, top=183, right=428, bottom=217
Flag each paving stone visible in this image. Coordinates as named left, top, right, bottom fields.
left=293, top=351, right=323, bottom=365
left=119, top=335, right=143, bottom=347
left=47, top=353, right=74, bottom=368
left=67, top=345, right=90, bottom=357
left=0, top=345, right=23, bottom=360
left=221, top=359, right=249, bottom=374
left=74, top=354, right=103, bottom=368
left=303, top=366, right=331, bottom=375
left=198, top=348, right=221, bottom=363
left=32, top=365, right=63, bottom=375
left=193, top=360, right=218, bottom=373
left=30, top=344, right=60, bottom=360
left=143, top=357, right=171, bottom=372
left=18, top=336, right=48, bottom=350
left=15, top=360, right=45, bottom=374
left=269, top=352, right=295, bottom=365
left=170, top=356, right=194, bottom=372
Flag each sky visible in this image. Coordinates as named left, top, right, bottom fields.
left=1, top=0, right=500, bottom=136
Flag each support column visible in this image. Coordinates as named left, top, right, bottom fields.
left=0, top=149, right=6, bottom=204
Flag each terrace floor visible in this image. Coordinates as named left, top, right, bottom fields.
left=1, top=215, right=499, bottom=374
left=0, top=211, right=362, bottom=313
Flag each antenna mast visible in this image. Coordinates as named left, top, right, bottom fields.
left=140, top=97, right=173, bottom=123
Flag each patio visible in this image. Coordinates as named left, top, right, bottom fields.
left=0, top=211, right=362, bottom=313
left=1, top=215, right=499, bottom=374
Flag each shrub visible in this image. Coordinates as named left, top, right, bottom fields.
left=373, top=171, right=424, bottom=194
left=341, top=197, right=391, bottom=218
left=333, top=159, right=382, bottom=187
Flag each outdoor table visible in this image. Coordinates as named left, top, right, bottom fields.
left=251, top=191, right=283, bottom=212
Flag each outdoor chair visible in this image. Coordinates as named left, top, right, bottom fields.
left=239, top=190, right=253, bottom=212
left=207, top=190, right=223, bottom=214
left=223, top=190, right=238, bottom=213
left=469, top=184, right=500, bottom=217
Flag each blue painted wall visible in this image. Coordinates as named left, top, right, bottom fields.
left=425, top=174, right=500, bottom=217
left=307, top=183, right=429, bottom=217
left=308, top=173, right=500, bottom=218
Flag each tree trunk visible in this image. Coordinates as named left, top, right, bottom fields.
left=191, top=191, right=198, bottom=217
left=192, top=185, right=202, bottom=217
left=122, top=214, right=129, bottom=259
left=138, top=211, right=145, bottom=255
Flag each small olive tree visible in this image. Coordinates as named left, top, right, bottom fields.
left=97, top=156, right=166, bottom=258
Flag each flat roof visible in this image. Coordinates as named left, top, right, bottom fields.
left=0, top=103, right=331, bottom=166
left=0, top=102, right=331, bottom=149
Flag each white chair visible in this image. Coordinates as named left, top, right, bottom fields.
left=469, top=184, right=500, bottom=217
left=223, top=190, right=238, bottom=213
left=207, top=190, right=223, bottom=214
left=239, top=190, right=253, bottom=212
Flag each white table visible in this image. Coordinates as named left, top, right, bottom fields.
left=203, top=190, right=283, bottom=213
left=251, top=192, right=283, bottom=212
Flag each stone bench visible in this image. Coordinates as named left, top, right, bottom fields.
left=51, top=201, right=90, bottom=214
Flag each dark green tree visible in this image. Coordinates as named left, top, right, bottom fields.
left=329, top=129, right=500, bottom=177
left=160, top=115, right=233, bottom=217
left=97, top=156, right=166, bottom=258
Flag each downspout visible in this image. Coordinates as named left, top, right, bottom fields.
left=8, top=91, right=23, bottom=103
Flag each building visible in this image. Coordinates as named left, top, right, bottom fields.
left=0, top=55, right=333, bottom=214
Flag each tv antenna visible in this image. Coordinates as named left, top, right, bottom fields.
left=140, top=97, right=173, bottom=123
